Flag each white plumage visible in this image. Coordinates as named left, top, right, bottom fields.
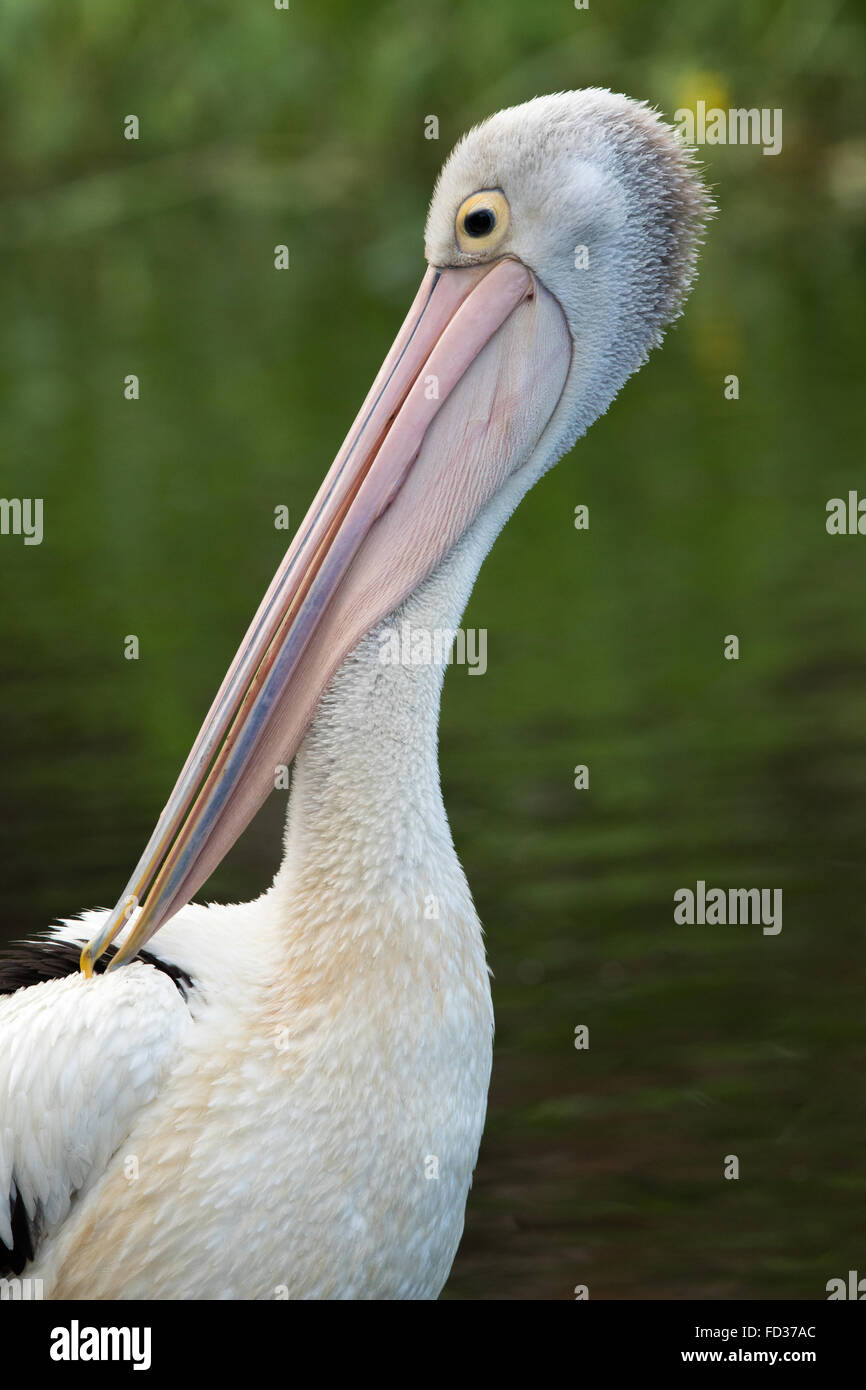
left=12, top=584, right=495, bottom=1298
left=0, top=965, right=190, bottom=1252
left=0, top=89, right=709, bottom=1299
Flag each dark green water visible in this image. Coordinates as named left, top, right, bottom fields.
left=1, top=2, right=864, bottom=1298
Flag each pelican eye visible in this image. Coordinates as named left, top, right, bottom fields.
left=465, top=208, right=495, bottom=236
left=456, top=189, right=510, bottom=254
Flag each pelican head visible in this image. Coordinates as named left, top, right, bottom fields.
left=82, top=88, right=711, bottom=973
left=426, top=89, right=710, bottom=465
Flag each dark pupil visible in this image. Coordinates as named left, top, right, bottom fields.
left=464, top=207, right=495, bottom=238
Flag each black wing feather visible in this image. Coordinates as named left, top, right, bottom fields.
left=0, top=935, right=193, bottom=999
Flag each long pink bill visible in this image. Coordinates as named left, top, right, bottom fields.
left=81, top=255, right=571, bottom=975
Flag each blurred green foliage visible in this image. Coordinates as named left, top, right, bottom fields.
left=1, top=0, right=865, bottom=1298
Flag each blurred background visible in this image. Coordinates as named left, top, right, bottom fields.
left=1, top=0, right=864, bottom=1298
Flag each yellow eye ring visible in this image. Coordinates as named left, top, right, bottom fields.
left=455, top=189, right=510, bottom=254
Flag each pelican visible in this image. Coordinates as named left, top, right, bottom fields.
left=0, top=90, right=710, bottom=1299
